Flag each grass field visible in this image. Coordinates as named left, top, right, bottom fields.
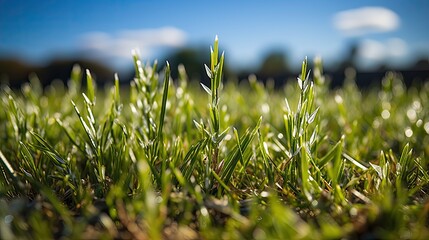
left=1, top=37, right=429, bottom=239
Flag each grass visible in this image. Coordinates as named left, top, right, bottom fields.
left=1, top=37, right=429, bottom=239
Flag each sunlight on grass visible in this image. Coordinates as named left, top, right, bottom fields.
left=1, top=37, right=429, bottom=239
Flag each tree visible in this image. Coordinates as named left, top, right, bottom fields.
left=257, top=50, right=290, bottom=78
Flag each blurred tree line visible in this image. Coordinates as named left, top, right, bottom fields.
left=1, top=44, right=428, bottom=89
left=0, top=58, right=118, bottom=88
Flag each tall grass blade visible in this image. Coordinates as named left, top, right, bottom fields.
left=85, top=69, right=95, bottom=104
left=0, top=149, right=16, bottom=178
left=157, top=62, right=171, bottom=141
left=220, top=118, right=260, bottom=188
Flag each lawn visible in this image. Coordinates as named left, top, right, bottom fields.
left=1, top=37, right=429, bottom=239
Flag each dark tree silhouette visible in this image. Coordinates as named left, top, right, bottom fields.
left=0, top=58, right=36, bottom=87
left=162, top=47, right=208, bottom=82
left=0, top=58, right=115, bottom=88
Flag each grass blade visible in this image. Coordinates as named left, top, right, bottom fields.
left=157, top=62, right=171, bottom=141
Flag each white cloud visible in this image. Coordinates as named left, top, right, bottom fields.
left=386, top=38, right=407, bottom=57
left=359, top=39, right=385, bottom=60
left=79, top=27, right=187, bottom=60
left=358, top=38, right=408, bottom=61
left=333, top=7, right=400, bottom=36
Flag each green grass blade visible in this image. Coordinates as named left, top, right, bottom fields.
left=0, top=149, right=16, bottom=178
left=181, top=139, right=207, bottom=181
left=85, top=69, right=95, bottom=104
left=210, top=35, right=219, bottom=72
left=157, top=62, right=171, bottom=141
left=220, top=118, right=260, bottom=186
left=71, top=100, right=98, bottom=154
left=30, top=132, right=67, bottom=168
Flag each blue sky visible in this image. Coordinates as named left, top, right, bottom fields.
left=1, top=0, right=429, bottom=71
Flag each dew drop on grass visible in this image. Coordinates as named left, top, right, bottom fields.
left=260, top=191, right=269, bottom=198
left=261, top=103, right=270, bottom=114
left=407, top=109, right=417, bottom=122
left=311, top=200, right=318, bottom=207
left=416, top=119, right=423, bottom=127
left=412, top=100, right=422, bottom=111
left=224, top=133, right=232, bottom=141
left=201, top=207, right=209, bottom=216
left=405, top=127, right=413, bottom=138
left=224, top=114, right=230, bottom=123
left=334, top=94, right=343, bottom=104
left=424, top=122, right=429, bottom=134
left=373, top=119, right=381, bottom=128
left=176, top=87, right=184, bottom=98
left=381, top=109, right=390, bottom=119
left=349, top=207, right=358, bottom=217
